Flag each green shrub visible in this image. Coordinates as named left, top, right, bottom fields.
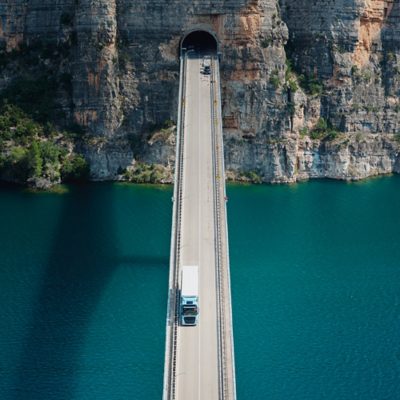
left=285, top=59, right=293, bottom=81
left=309, top=81, right=323, bottom=96
left=61, top=154, right=90, bottom=181
left=6, top=146, right=29, bottom=180
left=351, top=65, right=359, bottom=75
left=364, top=105, right=379, bottom=113
left=39, top=141, right=62, bottom=164
left=163, top=119, right=175, bottom=129
left=269, top=69, right=280, bottom=89
left=316, top=117, right=328, bottom=132
left=0, top=103, right=50, bottom=143
left=26, top=141, right=43, bottom=177
left=310, top=118, right=340, bottom=140
left=124, top=162, right=170, bottom=184
left=299, top=127, right=309, bottom=137
left=361, top=70, right=372, bottom=82
left=9, top=146, right=28, bottom=164
left=284, top=59, right=298, bottom=93
left=287, top=79, right=298, bottom=93
left=310, top=118, right=327, bottom=139
left=310, top=130, right=324, bottom=140
left=325, top=130, right=339, bottom=141
left=299, top=74, right=323, bottom=96
left=243, top=171, right=262, bottom=184
left=387, top=52, right=396, bottom=62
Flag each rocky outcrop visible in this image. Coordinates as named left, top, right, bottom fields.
left=0, top=0, right=399, bottom=184
left=226, top=133, right=400, bottom=182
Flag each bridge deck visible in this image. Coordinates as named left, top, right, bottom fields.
left=163, top=51, right=236, bottom=400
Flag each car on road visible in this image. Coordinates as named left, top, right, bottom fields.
left=203, top=66, right=211, bottom=75
left=202, top=56, right=211, bottom=75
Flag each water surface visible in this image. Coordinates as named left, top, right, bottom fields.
left=0, top=183, right=171, bottom=400
left=228, top=176, right=400, bottom=400
left=0, top=176, right=399, bottom=399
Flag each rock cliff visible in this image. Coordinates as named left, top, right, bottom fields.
left=0, top=0, right=399, bottom=184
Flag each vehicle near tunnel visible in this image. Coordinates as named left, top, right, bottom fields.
left=179, top=265, right=199, bottom=326
left=202, top=56, right=211, bottom=75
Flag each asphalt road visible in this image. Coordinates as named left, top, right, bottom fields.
left=175, top=54, right=219, bottom=400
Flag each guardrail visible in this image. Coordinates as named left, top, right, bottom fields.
left=210, top=57, right=227, bottom=399
left=214, top=57, right=237, bottom=400
left=210, top=57, right=237, bottom=400
left=163, top=50, right=187, bottom=400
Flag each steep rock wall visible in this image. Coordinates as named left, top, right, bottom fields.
left=0, top=0, right=399, bottom=183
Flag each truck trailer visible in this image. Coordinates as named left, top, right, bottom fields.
left=180, top=265, right=199, bottom=326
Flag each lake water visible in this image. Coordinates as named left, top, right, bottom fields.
left=0, top=183, right=171, bottom=400
left=228, top=176, right=400, bottom=400
left=0, top=176, right=399, bottom=399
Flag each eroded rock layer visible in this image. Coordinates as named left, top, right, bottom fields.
left=0, top=0, right=399, bottom=183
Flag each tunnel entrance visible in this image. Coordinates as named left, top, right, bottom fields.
left=181, top=30, right=218, bottom=54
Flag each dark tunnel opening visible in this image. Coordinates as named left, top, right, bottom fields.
left=181, top=30, right=218, bottom=54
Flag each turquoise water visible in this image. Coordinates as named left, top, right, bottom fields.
left=0, top=176, right=400, bottom=399
left=229, top=176, right=400, bottom=400
left=0, top=183, right=171, bottom=400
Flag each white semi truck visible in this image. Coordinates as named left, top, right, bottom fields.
left=180, top=265, right=199, bottom=326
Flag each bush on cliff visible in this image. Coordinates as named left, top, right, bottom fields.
left=298, top=74, right=323, bottom=96
left=4, top=146, right=29, bottom=181
left=124, top=162, right=171, bottom=184
left=0, top=40, right=90, bottom=188
left=26, top=141, right=43, bottom=177
left=61, top=155, right=90, bottom=182
left=0, top=103, right=41, bottom=142
left=0, top=103, right=88, bottom=186
left=310, top=118, right=340, bottom=141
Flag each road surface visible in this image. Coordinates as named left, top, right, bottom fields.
left=163, top=51, right=236, bottom=400
left=175, top=53, right=219, bottom=399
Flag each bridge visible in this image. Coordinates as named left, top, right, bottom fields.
left=163, top=31, right=236, bottom=400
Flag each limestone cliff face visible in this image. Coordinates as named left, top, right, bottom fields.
left=0, top=0, right=399, bottom=183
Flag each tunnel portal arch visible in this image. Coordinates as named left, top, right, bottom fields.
left=181, top=30, right=218, bottom=54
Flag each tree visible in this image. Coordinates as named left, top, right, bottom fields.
left=61, top=154, right=89, bottom=181
left=27, top=141, right=43, bottom=177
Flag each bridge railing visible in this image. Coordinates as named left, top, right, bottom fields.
left=163, top=49, right=187, bottom=400
left=211, top=56, right=237, bottom=400
left=214, top=57, right=237, bottom=400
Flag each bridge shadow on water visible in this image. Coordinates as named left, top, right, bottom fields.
left=9, top=184, right=167, bottom=400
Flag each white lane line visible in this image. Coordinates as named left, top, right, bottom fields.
left=197, top=56, right=202, bottom=400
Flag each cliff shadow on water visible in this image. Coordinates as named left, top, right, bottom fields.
left=8, top=184, right=166, bottom=400
left=8, top=184, right=117, bottom=400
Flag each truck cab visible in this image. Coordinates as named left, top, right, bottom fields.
left=180, top=265, right=199, bottom=326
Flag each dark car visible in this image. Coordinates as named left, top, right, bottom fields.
left=203, top=65, right=211, bottom=75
